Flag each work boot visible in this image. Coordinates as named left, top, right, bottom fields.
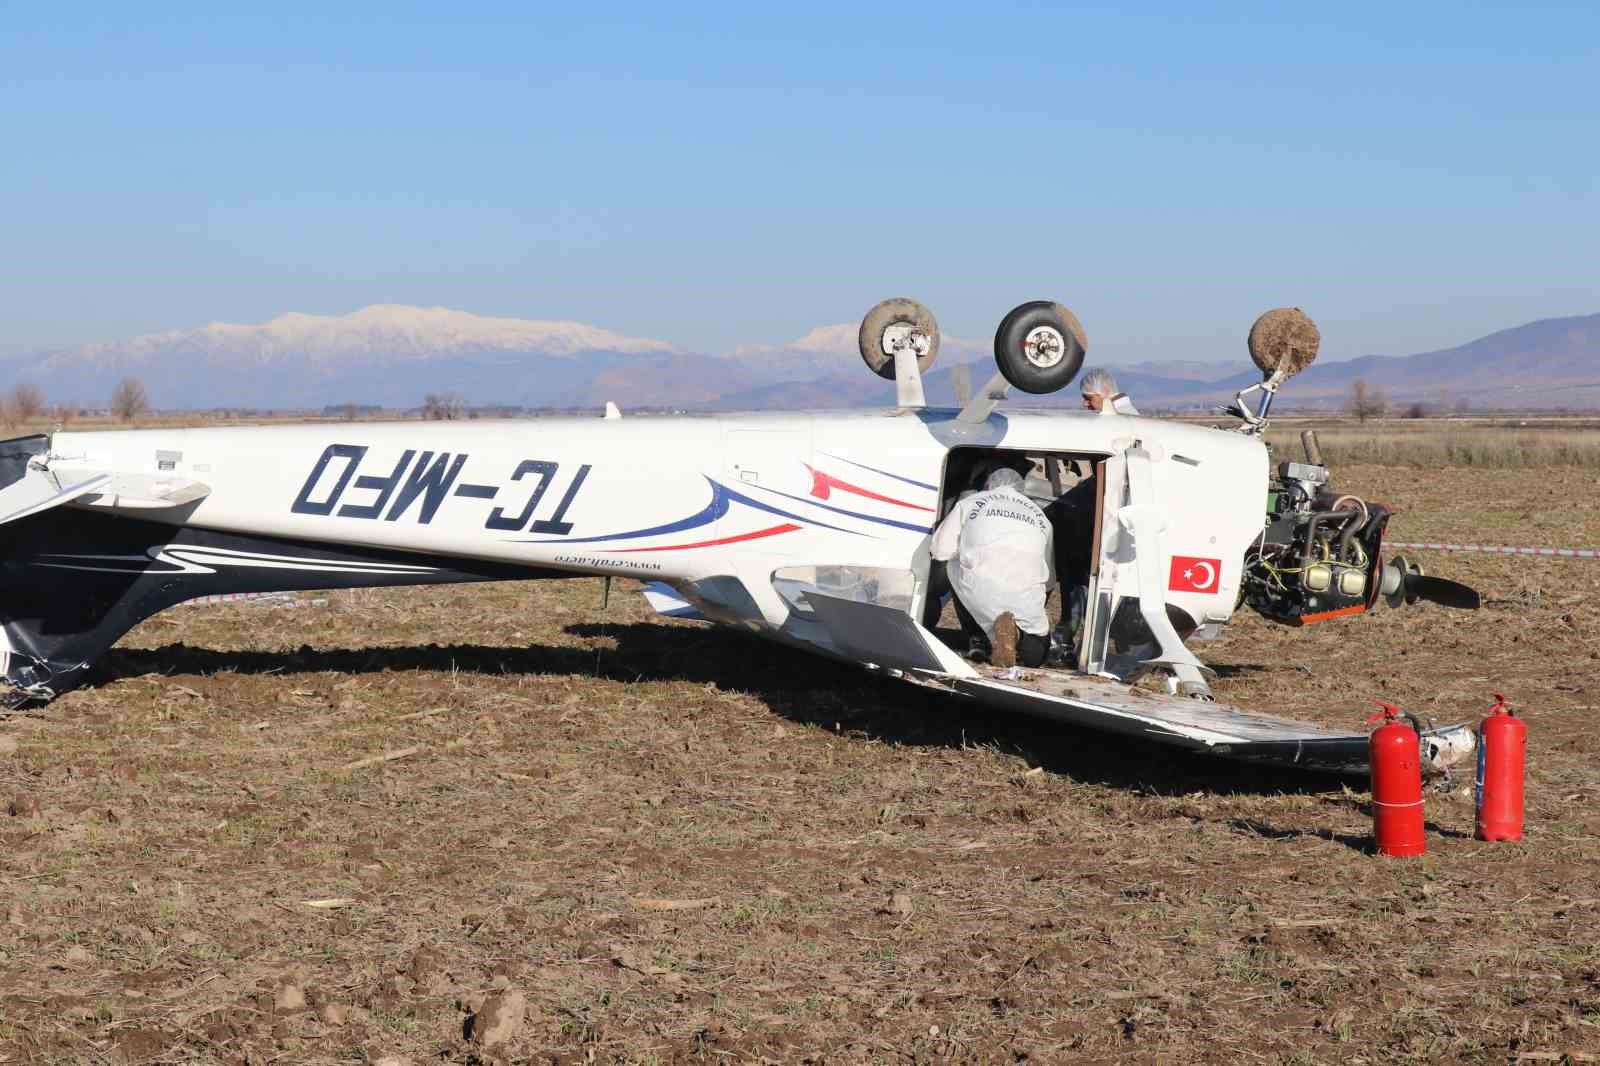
left=965, top=636, right=992, bottom=662
left=991, top=613, right=1018, bottom=669
left=1046, top=625, right=1074, bottom=667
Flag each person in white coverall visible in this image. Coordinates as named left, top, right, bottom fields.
left=930, top=467, right=1055, bottom=667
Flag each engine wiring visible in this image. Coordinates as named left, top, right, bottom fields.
left=1243, top=464, right=1387, bottom=624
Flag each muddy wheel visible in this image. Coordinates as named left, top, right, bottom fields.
left=993, top=301, right=1086, bottom=394
left=858, top=298, right=940, bottom=380
left=1247, top=308, right=1320, bottom=381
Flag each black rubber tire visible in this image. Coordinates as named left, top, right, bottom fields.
left=858, top=298, right=940, bottom=380
left=993, top=301, right=1087, bottom=394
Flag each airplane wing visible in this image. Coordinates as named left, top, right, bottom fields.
left=785, top=583, right=1470, bottom=775
left=916, top=667, right=1475, bottom=775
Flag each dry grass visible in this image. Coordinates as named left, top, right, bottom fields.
left=1265, top=421, right=1600, bottom=468
left=0, top=466, right=1598, bottom=1064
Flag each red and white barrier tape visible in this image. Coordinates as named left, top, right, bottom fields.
left=1387, top=541, right=1599, bottom=560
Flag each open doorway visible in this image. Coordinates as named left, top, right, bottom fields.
left=923, top=446, right=1107, bottom=670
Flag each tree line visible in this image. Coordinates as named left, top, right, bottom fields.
left=1345, top=378, right=1473, bottom=421
left=0, top=377, right=1456, bottom=428
left=1, top=378, right=150, bottom=427
left=2, top=382, right=486, bottom=426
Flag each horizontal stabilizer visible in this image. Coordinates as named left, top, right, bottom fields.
left=641, top=582, right=705, bottom=620
left=0, top=470, right=112, bottom=527
left=71, top=473, right=212, bottom=510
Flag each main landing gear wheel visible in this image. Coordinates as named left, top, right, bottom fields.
left=993, top=301, right=1087, bottom=394
left=858, top=298, right=940, bottom=380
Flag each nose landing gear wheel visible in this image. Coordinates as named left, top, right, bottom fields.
left=858, top=298, right=940, bottom=380
left=993, top=301, right=1087, bottom=394
left=1247, top=307, right=1320, bottom=381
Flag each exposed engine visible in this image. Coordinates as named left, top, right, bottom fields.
left=1242, top=457, right=1480, bottom=625
left=1224, top=310, right=1479, bottom=626
left=1244, top=460, right=1389, bottom=625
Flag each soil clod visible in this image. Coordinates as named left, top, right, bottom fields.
left=467, top=988, right=526, bottom=1048
left=273, top=982, right=307, bottom=1012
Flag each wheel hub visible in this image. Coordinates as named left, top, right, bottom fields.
left=881, top=323, right=932, bottom=358
left=1021, top=325, right=1067, bottom=368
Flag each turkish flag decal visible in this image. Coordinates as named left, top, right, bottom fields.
left=1169, top=555, right=1222, bottom=594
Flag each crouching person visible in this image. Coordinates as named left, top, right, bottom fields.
left=930, top=468, right=1054, bottom=668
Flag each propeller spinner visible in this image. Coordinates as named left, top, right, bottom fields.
left=1380, top=555, right=1481, bottom=610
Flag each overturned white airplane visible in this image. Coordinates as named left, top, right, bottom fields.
left=0, top=301, right=1479, bottom=773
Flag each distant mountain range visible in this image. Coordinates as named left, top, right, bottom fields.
left=4, top=305, right=1598, bottom=412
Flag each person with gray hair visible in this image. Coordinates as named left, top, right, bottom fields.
left=1079, top=368, right=1137, bottom=414
left=929, top=466, right=1055, bottom=668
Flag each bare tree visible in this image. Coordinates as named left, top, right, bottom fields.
left=421, top=392, right=464, bottom=420
left=111, top=378, right=150, bottom=422
left=7, top=383, right=45, bottom=423
left=1346, top=378, right=1388, bottom=423
left=51, top=403, right=75, bottom=428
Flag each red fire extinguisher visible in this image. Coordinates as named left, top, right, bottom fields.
left=1476, top=692, right=1526, bottom=842
left=1368, top=700, right=1426, bottom=857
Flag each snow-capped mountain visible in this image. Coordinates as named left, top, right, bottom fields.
left=44, top=304, right=676, bottom=367
left=7, top=305, right=1598, bottom=412
left=729, top=322, right=988, bottom=380
left=2, top=307, right=986, bottom=411
left=7, top=305, right=687, bottom=410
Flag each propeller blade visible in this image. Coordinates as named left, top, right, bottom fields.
left=1405, top=574, right=1481, bottom=610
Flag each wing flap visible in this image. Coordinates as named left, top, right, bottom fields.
left=804, top=592, right=975, bottom=676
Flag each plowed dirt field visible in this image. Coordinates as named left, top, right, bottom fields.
left=2, top=464, right=1597, bottom=1064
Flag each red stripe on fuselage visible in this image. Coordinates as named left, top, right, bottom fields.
left=806, top=465, right=934, bottom=512
left=603, top=523, right=801, bottom=553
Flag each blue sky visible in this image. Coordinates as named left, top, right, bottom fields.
left=3, top=2, right=1597, bottom=364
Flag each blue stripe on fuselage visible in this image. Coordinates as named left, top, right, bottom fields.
left=517, top=478, right=868, bottom=545
left=744, top=484, right=932, bottom=534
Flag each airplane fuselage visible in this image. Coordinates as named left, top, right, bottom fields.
left=47, top=408, right=1266, bottom=645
